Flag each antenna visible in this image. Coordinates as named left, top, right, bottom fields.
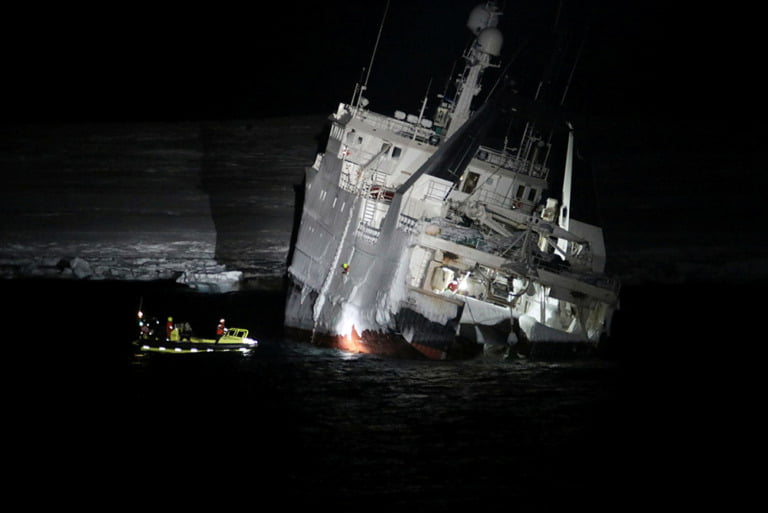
left=350, top=66, right=366, bottom=106
left=413, top=78, right=433, bottom=140
left=359, top=0, right=390, bottom=106
left=559, top=33, right=586, bottom=106
left=441, top=60, right=457, bottom=98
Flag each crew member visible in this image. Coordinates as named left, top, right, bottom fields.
left=166, top=316, right=174, bottom=341
left=216, top=318, right=227, bottom=344
left=179, top=321, right=193, bottom=342
left=137, top=311, right=148, bottom=340
left=341, top=262, right=350, bottom=274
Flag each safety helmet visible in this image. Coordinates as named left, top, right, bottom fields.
left=219, top=318, right=225, bottom=323
left=168, top=316, right=173, bottom=321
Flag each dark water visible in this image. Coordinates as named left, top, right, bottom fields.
left=6, top=279, right=754, bottom=510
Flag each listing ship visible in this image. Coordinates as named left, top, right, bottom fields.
left=285, top=2, right=620, bottom=359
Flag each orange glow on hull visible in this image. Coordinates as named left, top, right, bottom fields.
left=336, top=325, right=372, bottom=354
left=285, top=325, right=451, bottom=360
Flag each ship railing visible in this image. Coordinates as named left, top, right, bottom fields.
left=425, top=180, right=453, bottom=201
left=339, top=159, right=390, bottom=195
left=471, top=187, right=525, bottom=211
left=357, top=222, right=381, bottom=245
left=475, top=146, right=548, bottom=179
left=353, top=106, right=439, bottom=145
left=355, top=211, right=417, bottom=244
left=368, top=184, right=395, bottom=204
left=342, top=147, right=397, bottom=180
left=398, top=213, right=419, bottom=235
left=339, top=170, right=355, bottom=192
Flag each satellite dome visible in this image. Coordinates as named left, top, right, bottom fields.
left=477, top=26, right=503, bottom=56
left=467, top=3, right=500, bottom=35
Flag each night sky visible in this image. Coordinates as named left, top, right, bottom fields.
left=3, top=1, right=759, bottom=124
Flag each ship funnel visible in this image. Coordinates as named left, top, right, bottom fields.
left=467, top=2, right=501, bottom=35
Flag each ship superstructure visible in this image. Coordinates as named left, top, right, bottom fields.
left=285, top=2, right=619, bottom=359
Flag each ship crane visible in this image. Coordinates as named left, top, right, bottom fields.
left=460, top=201, right=586, bottom=246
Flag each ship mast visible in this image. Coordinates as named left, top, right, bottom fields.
left=444, top=2, right=503, bottom=139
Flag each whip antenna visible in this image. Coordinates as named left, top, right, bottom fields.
left=361, top=1, right=390, bottom=98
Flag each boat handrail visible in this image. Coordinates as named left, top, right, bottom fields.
left=352, top=105, right=438, bottom=144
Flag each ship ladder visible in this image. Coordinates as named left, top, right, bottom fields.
left=362, top=199, right=376, bottom=226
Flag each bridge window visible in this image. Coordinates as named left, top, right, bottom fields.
left=527, top=187, right=537, bottom=202
left=392, top=146, right=402, bottom=159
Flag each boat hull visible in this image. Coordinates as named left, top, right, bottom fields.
left=134, top=342, right=256, bottom=354
left=285, top=275, right=609, bottom=360
left=134, top=336, right=257, bottom=355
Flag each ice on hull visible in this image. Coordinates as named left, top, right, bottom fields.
left=285, top=277, right=465, bottom=359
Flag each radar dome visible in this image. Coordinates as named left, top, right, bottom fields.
left=477, top=27, right=503, bottom=56
left=467, top=3, right=500, bottom=35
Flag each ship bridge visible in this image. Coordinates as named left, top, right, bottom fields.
left=453, top=142, right=551, bottom=215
